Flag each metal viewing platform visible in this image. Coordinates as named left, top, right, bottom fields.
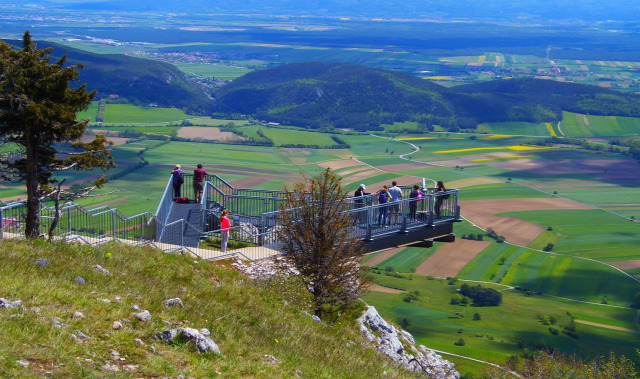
left=0, top=174, right=460, bottom=261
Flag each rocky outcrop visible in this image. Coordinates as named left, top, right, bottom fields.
left=358, top=306, right=459, bottom=378
left=156, top=327, right=220, bottom=354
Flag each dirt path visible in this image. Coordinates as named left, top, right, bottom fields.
left=415, top=239, right=491, bottom=277
left=575, top=319, right=640, bottom=334
left=361, top=247, right=404, bottom=268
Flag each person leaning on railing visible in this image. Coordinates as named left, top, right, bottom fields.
left=193, top=164, right=207, bottom=203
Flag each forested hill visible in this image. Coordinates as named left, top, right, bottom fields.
left=3, top=39, right=214, bottom=114
left=450, top=78, right=640, bottom=123
left=213, top=62, right=455, bottom=129
left=213, top=62, right=640, bottom=130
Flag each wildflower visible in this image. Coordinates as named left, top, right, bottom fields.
left=35, top=257, right=50, bottom=267
left=74, top=277, right=85, bottom=285
left=275, top=338, right=279, bottom=343
left=104, top=252, right=112, bottom=259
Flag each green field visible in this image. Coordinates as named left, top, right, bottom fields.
left=560, top=111, right=640, bottom=137
left=259, top=127, right=341, bottom=147
left=363, top=273, right=640, bottom=371
left=477, top=121, right=551, bottom=136
left=102, top=104, right=193, bottom=124
left=76, top=101, right=99, bottom=122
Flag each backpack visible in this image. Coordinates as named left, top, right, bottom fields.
left=378, top=192, right=388, bottom=203
left=175, top=170, right=184, bottom=184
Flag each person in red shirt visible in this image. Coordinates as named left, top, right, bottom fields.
left=193, top=164, right=207, bottom=203
left=220, top=209, right=231, bottom=253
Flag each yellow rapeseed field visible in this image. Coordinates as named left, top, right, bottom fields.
left=545, top=123, right=558, bottom=137
left=434, top=146, right=554, bottom=154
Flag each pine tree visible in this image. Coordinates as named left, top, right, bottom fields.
left=0, top=31, right=114, bottom=238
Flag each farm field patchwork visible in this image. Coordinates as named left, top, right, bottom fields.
left=363, top=274, right=640, bottom=369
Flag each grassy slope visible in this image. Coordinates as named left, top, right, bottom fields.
left=0, top=240, right=421, bottom=378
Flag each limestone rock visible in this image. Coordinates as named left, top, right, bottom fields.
left=0, top=298, right=25, bottom=311
left=163, top=298, right=184, bottom=308
left=92, top=264, right=110, bottom=275
left=102, top=363, right=119, bottom=373
left=357, top=306, right=459, bottom=378
left=112, top=321, right=123, bottom=330
left=156, top=327, right=220, bottom=354
left=72, top=312, right=85, bottom=319
left=16, top=359, right=29, bottom=367
left=133, top=310, right=152, bottom=322
left=264, top=354, right=281, bottom=364
left=134, top=338, right=145, bottom=346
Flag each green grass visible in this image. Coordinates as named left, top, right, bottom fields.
left=103, top=104, right=193, bottom=124
left=0, top=239, right=423, bottom=378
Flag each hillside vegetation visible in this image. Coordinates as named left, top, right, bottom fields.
left=213, top=62, right=640, bottom=131
left=3, top=40, right=213, bottom=114
left=0, top=239, right=420, bottom=378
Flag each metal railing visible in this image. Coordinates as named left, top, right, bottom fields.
left=1, top=175, right=459, bottom=262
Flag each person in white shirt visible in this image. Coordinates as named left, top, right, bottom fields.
left=387, top=181, right=403, bottom=225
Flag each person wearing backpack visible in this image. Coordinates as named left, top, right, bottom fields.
left=171, top=164, right=184, bottom=201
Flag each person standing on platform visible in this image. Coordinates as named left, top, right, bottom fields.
left=220, top=209, right=231, bottom=253
left=388, top=181, right=403, bottom=225
left=377, top=185, right=389, bottom=226
left=171, top=164, right=184, bottom=201
left=409, top=184, right=421, bottom=221
left=193, top=164, right=207, bottom=203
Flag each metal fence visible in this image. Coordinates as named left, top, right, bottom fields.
left=1, top=174, right=459, bottom=262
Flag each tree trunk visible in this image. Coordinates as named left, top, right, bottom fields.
left=25, top=132, right=40, bottom=238
left=48, top=183, right=63, bottom=242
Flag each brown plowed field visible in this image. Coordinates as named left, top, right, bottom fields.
left=607, top=260, right=640, bottom=271
left=177, top=127, right=240, bottom=141
left=415, top=239, right=491, bottom=277
left=342, top=170, right=383, bottom=184
left=369, top=284, right=406, bottom=294
left=446, top=177, right=503, bottom=189
left=460, top=198, right=594, bottom=246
